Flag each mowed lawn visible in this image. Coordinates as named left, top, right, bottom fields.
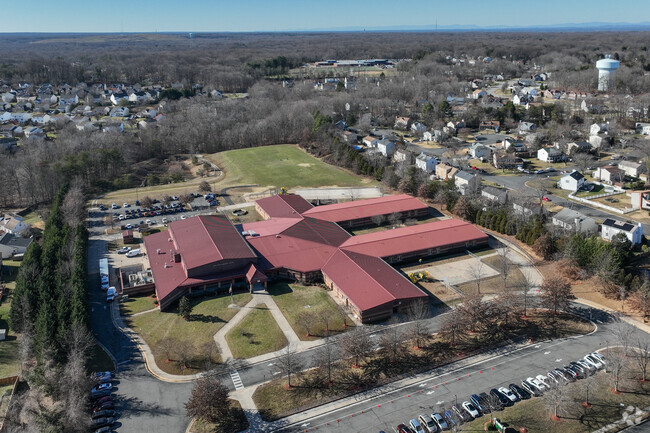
left=119, top=294, right=159, bottom=316
left=127, top=292, right=252, bottom=375
left=212, top=144, right=370, bottom=189
left=226, top=304, right=287, bottom=359
left=269, top=283, right=351, bottom=340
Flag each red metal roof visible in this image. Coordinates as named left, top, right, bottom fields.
left=245, top=263, right=267, bottom=283
left=255, top=194, right=313, bottom=219
left=340, top=219, right=488, bottom=258
left=322, top=249, right=427, bottom=311
left=301, top=194, right=428, bottom=223
left=246, top=217, right=350, bottom=273
left=169, top=215, right=257, bottom=271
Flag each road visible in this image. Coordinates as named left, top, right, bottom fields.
left=272, top=305, right=640, bottom=433
left=88, top=237, right=193, bottom=433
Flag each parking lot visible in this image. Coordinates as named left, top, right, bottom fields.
left=275, top=316, right=627, bottom=433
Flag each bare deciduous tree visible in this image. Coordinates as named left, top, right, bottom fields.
left=340, top=326, right=373, bottom=367
left=371, top=214, right=386, bottom=227
left=140, top=196, right=154, bottom=209
left=277, top=344, right=302, bottom=388
left=543, top=381, right=569, bottom=420
left=405, top=299, right=430, bottom=349
left=496, top=247, right=512, bottom=289
left=539, top=277, right=574, bottom=316
left=634, top=338, right=650, bottom=382
left=468, top=257, right=485, bottom=294
left=611, top=320, right=635, bottom=356
left=296, top=311, right=315, bottom=337
left=199, top=180, right=212, bottom=194
left=607, top=348, right=626, bottom=393
left=62, top=185, right=86, bottom=227
left=519, top=275, right=534, bottom=317
left=378, top=319, right=405, bottom=362
left=314, top=336, right=338, bottom=385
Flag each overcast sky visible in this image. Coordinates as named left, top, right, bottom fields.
left=2, top=0, right=645, bottom=33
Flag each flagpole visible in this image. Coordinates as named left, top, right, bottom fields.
left=229, top=283, right=234, bottom=304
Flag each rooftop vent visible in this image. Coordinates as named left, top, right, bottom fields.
left=164, top=263, right=169, bottom=268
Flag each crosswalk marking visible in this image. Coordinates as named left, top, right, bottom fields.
left=230, top=370, right=244, bottom=390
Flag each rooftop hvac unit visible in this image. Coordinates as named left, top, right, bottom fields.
left=241, top=231, right=249, bottom=236
left=164, top=263, right=169, bottom=268
left=157, top=248, right=161, bottom=254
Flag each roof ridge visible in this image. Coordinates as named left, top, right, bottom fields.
left=337, top=249, right=400, bottom=301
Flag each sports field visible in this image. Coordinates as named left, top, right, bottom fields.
left=211, top=144, right=372, bottom=189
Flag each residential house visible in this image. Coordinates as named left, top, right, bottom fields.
left=481, top=186, right=508, bottom=204
left=537, top=147, right=564, bottom=163
left=552, top=208, right=598, bottom=235
left=594, top=166, right=625, bottom=184
left=423, top=130, right=446, bottom=143
left=340, top=130, right=358, bottom=144
left=618, top=160, right=643, bottom=178
left=31, top=114, right=51, bottom=125
left=109, top=106, right=130, bottom=117
left=110, top=92, right=129, bottom=105
left=502, top=138, right=527, bottom=153
left=567, top=141, right=592, bottom=154
left=557, top=171, right=586, bottom=192
left=454, top=170, right=481, bottom=195
left=10, top=112, right=31, bottom=123
left=469, top=143, right=492, bottom=160
left=128, top=91, right=147, bottom=104
left=24, top=127, right=45, bottom=138
left=0, top=232, right=33, bottom=259
left=435, top=163, right=458, bottom=181
left=636, top=122, right=650, bottom=135
left=58, top=94, right=79, bottom=106
left=362, top=135, right=378, bottom=147
left=471, top=89, right=487, bottom=99
left=630, top=190, right=650, bottom=210
left=376, top=139, right=396, bottom=157
left=393, top=149, right=414, bottom=164
left=493, top=152, right=524, bottom=170
left=590, top=123, right=608, bottom=135
left=601, top=218, right=643, bottom=245
left=415, top=153, right=437, bottom=173
left=410, top=122, right=426, bottom=133
left=518, top=121, right=536, bottom=134
left=479, top=120, right=500, bottom=131
left=0, top=214, right=29, bottom=235
left=394, top=116, right=410, bottom=130
left=0, top=137, right=18, bottom=152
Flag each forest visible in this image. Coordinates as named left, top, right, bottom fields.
left=1, top=31, right=650, bottom=208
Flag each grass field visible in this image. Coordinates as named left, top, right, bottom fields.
left=268, top=283, right=351, bottom=340
left=226, top=304, right=287, bottom=359
left=211, top=144, right=371, bottom=190
left=119, top=295, right=159, bottom=316
left=127, top=292, right=252, bottom=375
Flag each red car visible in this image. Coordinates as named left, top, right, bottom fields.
left=542, top=196, right=551, bottom=202
left=397, top=424, right=414, bottom=433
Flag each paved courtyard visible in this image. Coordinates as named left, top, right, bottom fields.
left=406, top=254, right=500, bottom=286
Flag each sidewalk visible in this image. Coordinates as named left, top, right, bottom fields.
left=214, top=290, right=322, bottom=363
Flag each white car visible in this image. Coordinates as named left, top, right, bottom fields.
left=498, top=386, right=518, bottom=403
left=180, top=215, right=187, bottom=220
left=111, top=203, right=118, bottom=209
left=526, top=377, right=546, bottom=392
left=577, top=359, right=595, bottom=372
left=535, top=374, right=551, bottom=388
left=418, top=414, right=438, bottom=432
left=591, top=352, right=606, bottom=364
left=431, top=413, right=448, bottom=431
left=116, top=246, right=131, bottom=254
left=461, top=401, right=479, bottom=418
left=584, top=355, right=603, bottom=369
left=123, top=202, right=130, bottom=207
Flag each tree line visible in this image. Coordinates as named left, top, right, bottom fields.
left=6, top=184, right=93, bottom=433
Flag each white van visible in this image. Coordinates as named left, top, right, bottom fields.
left=125, top=249, right=141, bottom=258
left=106, top=287, right=116, bottom=302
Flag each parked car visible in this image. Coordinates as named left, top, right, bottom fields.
left=584, top=355, right=603, bottom=369
left=90, top=417, right=114, bottom=429
left=397, top=424, right=413, bottom=433
left=577, top=359, right=595, bottom=372
left=525, top=377, right=546, bottom=393
left=520, top=380, right=542, bottom=397
left=94, top=427, right=114, bottom=433
left=106, top=287, right=116, bottom=303
left=123, top=203, right=129, bottom=208
left=93, top=372, right=112, bottom=383
left=111, top=203, right=118, bottom=209
left=92, top=383, right=112, bottom=393
left=470, top=394, right=486, bottom=413
left=418, top=414, right=438, bottom=432
left=92, top=395, right=113, bottom=406
left=546, top=371, right=562, bottom=386
left=462, top=401, right=479, bottom=418
left=90, top=388, right=111, bottom=400
left=126, top=249, right=141, bottom=258
left=410, top=418, right=425, bottom=432
left=591, top=352, right=606, bottom=364
left=92, top=410, right=116, bottom=419
left=535, top=374, right=551, bottom=388
left=498, top=387, right=519, bottom=403
left=509, top=384, right=530, bottom=400
left=443, top=410, right=456, bottom=427
left=563, top=366, right=580, bottom=379
left=451, top=405, right=468, bottom=422
left=92, top=401, right=114, bottom=412
left=490, top=388, right=509, bottom=407
left=569, top=361, right=587, bottom=376
left=99, top=205, right=106, bottom=211
left=431, top=412, right=448, bottom=431
left=542, top=196, right=551, bottom=201
left=116, top=246, right=131, bottom=254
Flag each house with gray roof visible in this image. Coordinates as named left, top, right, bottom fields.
left=481, top=186, right=509, bottom=204
left=557, top=170, right=586, bottom=192
left=551, top=208, right=597, bottom=235
left=0, top=232, right=33, bottom=259
left=454, top=170, right=480, bottom=195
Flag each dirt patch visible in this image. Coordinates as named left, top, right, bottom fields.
left=297, top=163, right=312, bottom=167
left=417, top=281, right=462, bottom=304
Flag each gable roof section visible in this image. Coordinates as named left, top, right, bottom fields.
left=340, top=219, right=488, bottom=258
left=169, top=215, right=257, bottom=271
left=567, top=171, right=585, bottom=181
left=322, top=249, right=426, bottom=312
left=302, top=194, right=428, bottom=223
left=602, top=218, right=637, bottom=233
left=255, top=194, right=313, bottom=219
left=0, top=232, right=32, bottom=248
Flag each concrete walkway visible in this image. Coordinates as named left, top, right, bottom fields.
left=214, top=290, right=321, bottom=363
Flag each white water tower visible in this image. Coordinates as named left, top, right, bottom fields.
left=596, top=55, right=619, bottom=92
